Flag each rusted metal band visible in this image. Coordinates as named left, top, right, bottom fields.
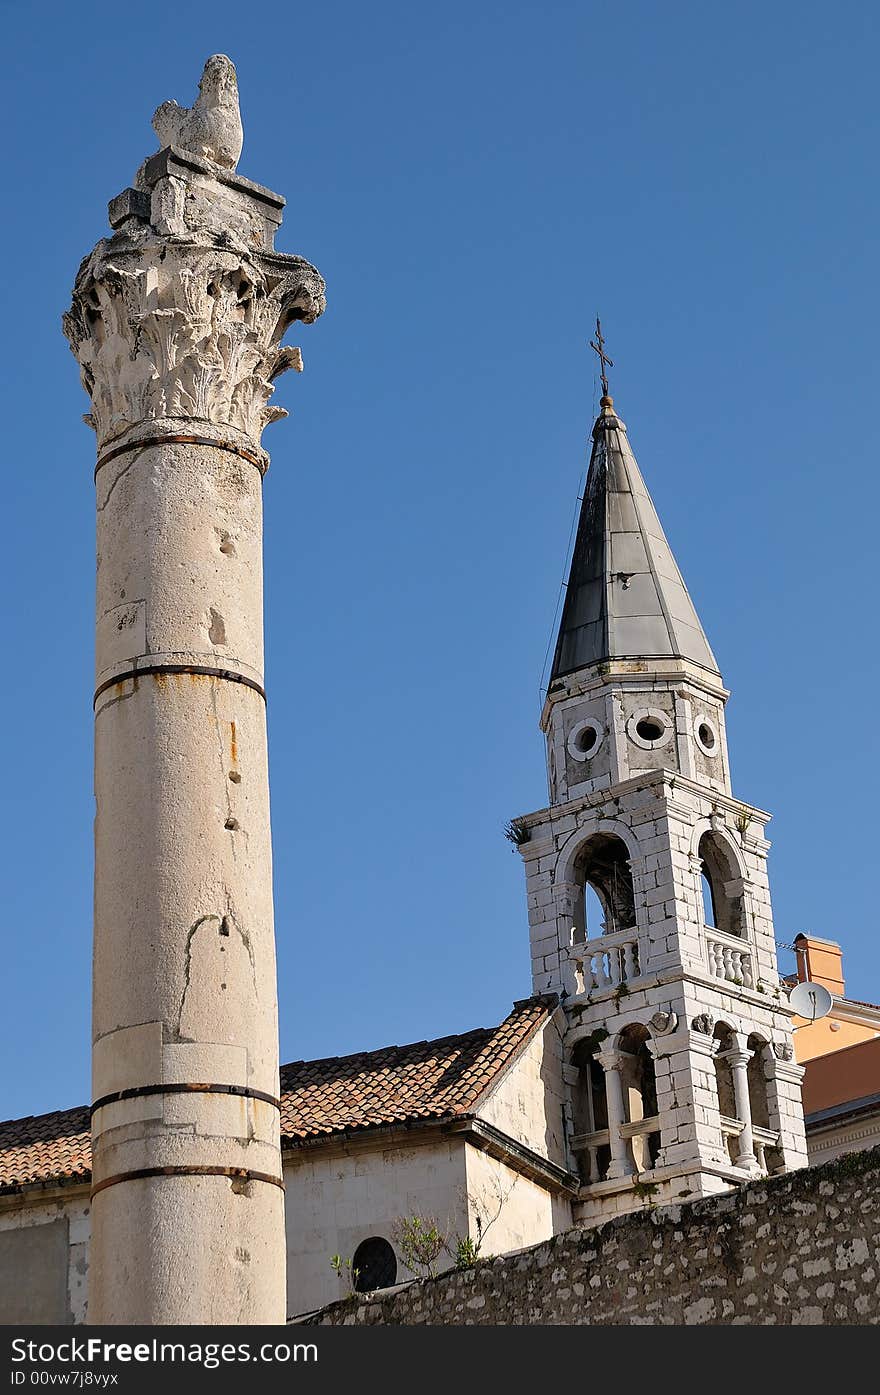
left=94, top=663, right=266, bottom=707
left=91, top=1166, right=285, bottom=1199
left=90, top=1082, right=281, bottom=1117
left=95, top=433, right=266, bottom=478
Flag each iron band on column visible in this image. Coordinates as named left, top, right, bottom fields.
left=90, top=1081, right=282, bottom=1116
left=93, top=663, right=267, bottom=707
left=95, top=433, right=268, bottom=479
left=91, top=1166, right=286, bottom=1199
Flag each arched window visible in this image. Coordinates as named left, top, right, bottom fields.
left=713, top=1023, right=738, bottom=1164
left=352, top=1236, right=397, bottom=1293
left=570, top=1038, right=610, bottom=1184
left=698, top=833, right=743, bottom=938
left=575, top=833, right=636, bottom=939
left=617, top=1024, right=660, bottom=1171
left=746, top=1034, right=771, bottom=1133
left=585, top=884, right=606, bottom=937
left=700, top=870, right=716, bottom=928
left=746, top=1033, right=784, bottom=1174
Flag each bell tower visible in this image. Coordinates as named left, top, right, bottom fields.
left=513, top=340, right=807, bottom=1222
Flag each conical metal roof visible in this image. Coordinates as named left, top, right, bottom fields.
left=551, top=398, right=718, bottom=680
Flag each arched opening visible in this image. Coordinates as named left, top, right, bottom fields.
left=575, top=833, right=636, bottom=938
left=352, top=1236, right=397, bottom=1293
left=713, top=1023, right=738, bottom=1165
left=570, top=1038, right=610, bottom=1184
left=700, top=871, right=716, bottom=928
left=745, top=1033, right=782, bottom=1174
left=585, top=884, right=606, bottom=938
left=698, top=832, right=743, bottom=938
left=617, top=1024, right=660, bottom=1172
left=746, top=1034, right=770, bottom=1132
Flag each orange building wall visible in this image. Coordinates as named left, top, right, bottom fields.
left=794, top=1015, right=880, bottom=1064
left=790, top=933, right=880, bottom=1063
left=801, top=1036, right=880, bottom=1114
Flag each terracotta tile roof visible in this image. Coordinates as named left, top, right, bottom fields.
left=0, top=997, right=555, bottom=1193
left=0, top=1106, right=91, bottom=1194
left=279, top=997, right=553, bottom=1144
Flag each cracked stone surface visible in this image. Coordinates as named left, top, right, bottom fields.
left=64, top=55, right=324, bottom=1325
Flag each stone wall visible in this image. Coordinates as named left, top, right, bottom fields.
left=306, top=1147, right=880, bottom=1325
left=284, top=1136, right=469, bottom=1318
left=0, top=1189, right=90, bottom=1324
left=478, top=1016, right=569, bottom=1166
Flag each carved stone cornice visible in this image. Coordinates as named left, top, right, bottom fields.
left=63, top=230, right=325, bottom=451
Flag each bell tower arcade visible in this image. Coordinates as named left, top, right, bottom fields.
left=513, top=359, right=807, bottom=1222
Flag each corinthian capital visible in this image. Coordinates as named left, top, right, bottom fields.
left=64, top=238, right=324, bottom=449
left=63, top=60, right=326, bottom=453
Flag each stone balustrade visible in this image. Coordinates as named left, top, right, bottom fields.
left=705, top=928, right=754, bottom=987
left=570, top=927, right=642, bottom=992
left=569, top=1128, right=610, bottom=1184
left=720, top=1115, right=780, bottom=1174
left=570, top=1113, right=661, bottom=1184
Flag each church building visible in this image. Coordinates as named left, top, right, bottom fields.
left=0, top=54, right=868, bottom=1327
left=0, top=363, right=817, bottom=1321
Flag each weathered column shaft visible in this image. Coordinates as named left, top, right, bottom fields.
left=723, top=1043, right=757, bottom=1168
left=64, top=56, right=325, bottom=1324
left=595, top=1049, right=634, bottom=1179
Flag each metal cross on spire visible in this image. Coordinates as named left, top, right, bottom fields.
left=590, top=316, right=613, bottom=399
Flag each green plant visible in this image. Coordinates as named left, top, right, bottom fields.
left=504, top=818, right=530, bottom=847
left=577, top=1026, right=609, bottom=1054
left=453, top=1235, right=480, bottom=1270
left=391, top=1215, right=447, bottom=1279
left=632, top=1178, right=659, bottom=1204
left=330, top=1254, right=359, bottom=1297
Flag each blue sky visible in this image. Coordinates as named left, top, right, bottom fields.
left=2, top=0, right=878, bottom=1120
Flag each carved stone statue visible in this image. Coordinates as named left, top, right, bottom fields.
left=691, top=1012, right=714, bottom=1035
left=152, top=54, right=244, bottom=170
left=649, top=1010, right=678, bottom=1036
left=64, top=55, right=325, bottom=452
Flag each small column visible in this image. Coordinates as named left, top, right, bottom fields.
left=689, top=852, right=707, bottom=924
left=555, top=878, right=583, bottom=997
left=719, top=1035, right=757, bottom=1169
left=595, top=1049, right=634, bottom=1180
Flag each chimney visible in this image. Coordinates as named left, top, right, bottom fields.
left=794, top=934, right=845, bottom=998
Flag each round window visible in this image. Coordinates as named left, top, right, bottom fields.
left=636, top=717, right=664, bottom=742
left=352, top=1236, right=397, bottom=1292
left=626, top=708, right=671, bottom=750
left=567, top=718, right=604, bottom=763
left=693, top=714, right=719, bottom=758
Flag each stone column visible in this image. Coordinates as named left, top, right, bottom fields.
left=554, top=878, right=583, bottom=997
left=719, top=1036, right=757, bottom=1169
left=63, top=56, right=325, bottom=1324
left=595, top=1049, right=634, bottom=1179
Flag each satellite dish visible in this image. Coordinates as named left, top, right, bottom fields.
left=789, top=981, right=833, bottom=1023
